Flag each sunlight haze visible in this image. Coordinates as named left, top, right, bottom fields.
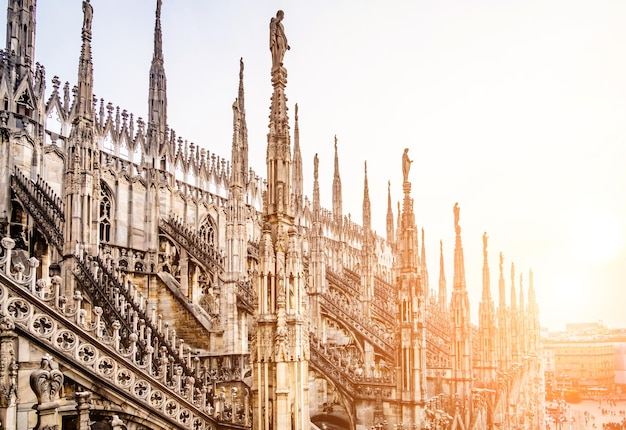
left=9, top=0, right=625, bottom=331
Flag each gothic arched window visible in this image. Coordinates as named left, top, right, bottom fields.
left=199, top=217, right=216, bottom=246
left=99, top=186, right=113, bottom=243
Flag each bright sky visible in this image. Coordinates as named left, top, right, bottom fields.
left=5, top=0, right=625, bottom=331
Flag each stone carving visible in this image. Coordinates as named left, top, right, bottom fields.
left=402, top=148, right=412, bottom=183
left=0, top=312, right=15, bottom=331
left=269, top=10, right=289, bottom=70
left=453, top=202, right=460, bottom=233
left=30, top=354, right=64, bottom=405
left=82, top=0, right=93, bottom=32
left=0, top=345, right=17, bottom=408
left=111, top=415, right=125, bottom=430
left=201, top=287, right=220, bottom=316
left=274, top=308, right=289, bottom=361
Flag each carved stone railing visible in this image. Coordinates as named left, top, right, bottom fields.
left=425, top=323, right=450, bottom=354
left=426, top=307, right=451, bottom=344
left=326, top=269, right=397, bottom=341
left=73, top=255, right=161, bottom=373
left=342, top=267, right=360, bottom=285
left=309, top=338, right=356, bottom=400
left=235, top=279, right=255, bottom=313
left=160, top=216, right=225, bottom=274
left=426, top=337, right=450, bottom=363
left=425, top=308, right=451, bottom=361
left=318, top=293, right=394, bottom=359
left=369, top=294, right=395, bottom=326
left=246, top=241, right=259, bottom=262
left=373, top=277, right=394, bottom=301
left=10, top=168, right=64, bottom=252
left=0, top=237, right=250, bottom=429
left=373, top=276, right=396, bottom=315
left=99, top=243, right=148, bottom=273
left=326, top=268, right=359, bottom=298
left=309, top=334, right=394, bottom=401
left=75, top=254, right=194, bottom=378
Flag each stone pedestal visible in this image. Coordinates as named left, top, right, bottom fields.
left=75, top=392, right=91, bottom=430
left=29, top=355, right=64, bottom=430
left=34, top=401, right=60, bottom=430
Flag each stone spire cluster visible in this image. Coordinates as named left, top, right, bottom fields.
left=332, top=135, right=343, bottom=228
left=62, top=0, right=100, bottom=258
left=438, top=240, right=448, bottom=312
left=223, top=56, right=251, bottom=355
left=291, top=103, right=303, bottom=213
left=449, top=202, right=472, bottom=425
left=478, top=232, right=496, bottom=383
left=75, top=0, right=94, bottom=122
left=231, top=58, right=248, bottom=189
left=0, top=3, right=544, bottom=430
left=396, top=148, right=427, bottom=424
left=5, top=0, right=36, bottom=86
left=147, top=0, right=167, bottom=158
left=386, top=181, right=394, bottom=243
left=362, top=162, right=371, bottom=233
left=253, top=10, right=309, bottom=430
left=144, top=0, right=168, bottom=268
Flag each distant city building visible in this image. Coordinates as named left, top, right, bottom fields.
left=615, top=343, right=626, bottom=393
left=543, top=322, right=626, bottom=399
left=565, top=322, right=609, bottom=336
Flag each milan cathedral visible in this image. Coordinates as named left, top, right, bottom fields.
left=0, top=1, right=543, bottom=429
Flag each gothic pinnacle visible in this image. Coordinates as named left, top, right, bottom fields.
left=363, top=161, right=371, bottom=233
left=148, top=0, right=168, bottom=150
left=76, top=0, right=94, bottom=121
left=332, top=136, right=343, bottom=223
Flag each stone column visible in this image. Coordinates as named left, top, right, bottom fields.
left=243, top=388, right=250, bottom=427
left=75, top=391, right=91, bottom=430
left=29, top=355, right=64, bottom=430
left=0, top=314, right=18, bottom=430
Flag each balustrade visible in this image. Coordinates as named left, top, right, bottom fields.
left=10, top=168, right=64, bottom=251
left=159, top=216, right=225, bottom=273
left=326, top=268, right=359, bottom=297
left=319, top=292, right=395, bottom=357
left=309, top=333, right=394, bottom=402
left=236, top=279, right=255, bottom=312
left=0, top=238, right=250, bottom=427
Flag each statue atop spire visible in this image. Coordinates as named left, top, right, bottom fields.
left=454, top=202, right=461, bottom=234
left=270, top=10, right=290, bottom=71
left=402, top=148, right=412, bottom=183
left=82, top=0, right=93, bottom=35
left=483, top=232, right=488, bottom=256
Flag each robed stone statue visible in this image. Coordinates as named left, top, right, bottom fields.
left=270, top=10, right=290, bottom=70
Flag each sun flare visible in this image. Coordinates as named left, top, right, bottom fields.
left=570, top=211, right=623, bottom=264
